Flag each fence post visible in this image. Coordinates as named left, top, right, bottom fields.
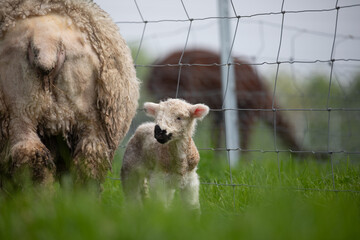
left=218, top=0, right=240, bottom=165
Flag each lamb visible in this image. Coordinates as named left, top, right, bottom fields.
left=121, top=99, right=209, bottom=210
left=0, top=0, right=139, bottom=188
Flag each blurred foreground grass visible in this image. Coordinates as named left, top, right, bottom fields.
left=1, top=151, right=359, bottom=240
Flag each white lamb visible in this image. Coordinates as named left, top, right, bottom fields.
left=121, top=98, right=209, bottom=210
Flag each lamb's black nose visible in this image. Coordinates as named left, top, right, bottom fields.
left=154, top=125, right=172, bottom=144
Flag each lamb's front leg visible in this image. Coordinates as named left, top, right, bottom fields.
left=149, top=173, right=175, bottom=208
left=9, top=117, right=55, bottom=185
left=180, top=171, right=200, bottom=211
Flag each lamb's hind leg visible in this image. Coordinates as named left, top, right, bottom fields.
left=121, top=135, right=148, bottom=205
left=9, top=117, right=55, bottom=186
left=121, top=169, right=146, bottom=205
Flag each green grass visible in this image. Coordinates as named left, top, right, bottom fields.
left=1, top=149, right=359, bottom=240
left=1, top=120, right=360, bottom=240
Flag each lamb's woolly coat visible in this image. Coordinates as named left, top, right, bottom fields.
left=0, top=0, right=139, bottom=185
left=121, top=99, right=209, bottom=209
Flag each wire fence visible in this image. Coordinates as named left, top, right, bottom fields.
left=103, top=0, right=360, bottom=196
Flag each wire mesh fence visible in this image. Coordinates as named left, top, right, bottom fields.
left=99, top=0, right=360, bottom=197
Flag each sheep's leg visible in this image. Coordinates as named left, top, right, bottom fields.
left=162, top=187, right=175, bottom=208
left=180, top=171, right=200, bottom=211
left=121, top=170, right=146, bottom=205
left=9, top=117, right=55, bottom=185
left=149, top=173, right=175, bottom=208
left=141, top=177, right=150, bottom=201
left=72, top=132, right=111, bottom=186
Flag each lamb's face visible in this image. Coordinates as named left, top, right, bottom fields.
left=144, top=99, right=209, bottom=144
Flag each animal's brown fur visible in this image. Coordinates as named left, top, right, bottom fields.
left=0, top=0, right=139, bottom=187
left=147, top=49, right=301, bottom=152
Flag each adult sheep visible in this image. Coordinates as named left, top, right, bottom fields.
left=0, top=0, right=139, bottom=187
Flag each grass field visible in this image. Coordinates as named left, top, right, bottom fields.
left=1, top=121, right=360, bottom=240
left=1, top=149, right=359, bottom=240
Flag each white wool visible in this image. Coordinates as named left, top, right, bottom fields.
left=121, top=99, right=209, bottom=210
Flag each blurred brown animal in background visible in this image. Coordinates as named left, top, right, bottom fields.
left=146, top=49, right=301, bottom=152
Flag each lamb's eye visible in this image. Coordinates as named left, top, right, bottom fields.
left=176, top=116, right=181, bottom=120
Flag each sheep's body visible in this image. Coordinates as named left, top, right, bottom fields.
left=121, top=122, right=200, bottom=208
left=0, top=0, right=139, bottom=186
left=121, top=99, right=209, bottom=209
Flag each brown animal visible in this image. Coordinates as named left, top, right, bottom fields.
left=0, top=0, right=139, bottom=188
left=146, top=49, right=301, bottom=152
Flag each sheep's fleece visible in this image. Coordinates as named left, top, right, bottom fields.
left=0, top=0, right=139, bottom=186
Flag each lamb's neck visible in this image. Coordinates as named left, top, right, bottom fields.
left=162, top=136, right=192, bottom=175
left=168, top=137, right=191, bottom=158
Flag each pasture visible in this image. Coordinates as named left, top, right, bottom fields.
left=1, top=127, right=359, bottom=240
left=1, top=83, right=360, bottom=239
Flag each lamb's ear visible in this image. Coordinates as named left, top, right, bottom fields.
left=190, top=104, right=210, bottom=119
left=144, top=102, right=159, bottom=118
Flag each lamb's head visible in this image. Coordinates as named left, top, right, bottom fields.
left=144, top=99, right=209, bottom=144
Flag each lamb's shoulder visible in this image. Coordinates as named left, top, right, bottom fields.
left=159, top=138, right=200, bottom=175
left=186, top=138, right=200, bottom=171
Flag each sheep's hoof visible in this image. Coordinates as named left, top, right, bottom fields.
left=72, top=137, right=110, bottom=184
left=11, top=141, right=55, bottom=183
left=73, top=154, right=108, bottom=184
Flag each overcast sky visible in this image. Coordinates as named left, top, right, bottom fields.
left=94, top=0, right=360, bottom=82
